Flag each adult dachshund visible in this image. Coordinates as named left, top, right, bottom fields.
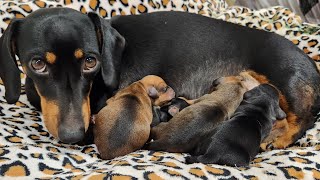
left=0, top=8, right=319, bottom=147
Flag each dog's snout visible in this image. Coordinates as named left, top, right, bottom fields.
left=56, top=101, right=90, bottom=143
left=58, top=126, right=85, bottom=143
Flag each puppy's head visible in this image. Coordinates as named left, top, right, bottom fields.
left=243, top=84, right=286, bottom=121
left=166, top=97, right=189, bottom=116
left=139, top=75, right=175, bottom=106
left=210, top=71, right=261, bottom=92
left=209, top=76, right=242, bottom=92
left=0, top=8, right=125, bottom=143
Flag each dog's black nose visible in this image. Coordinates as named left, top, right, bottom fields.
left=58, top=127, right=85, bottom=144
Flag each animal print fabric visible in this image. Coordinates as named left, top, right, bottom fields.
left=211, top=5, right=320, bottom=70
left=0, top=0, right=320, bottom=179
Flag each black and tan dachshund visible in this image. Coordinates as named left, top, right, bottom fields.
left=0, top=8, right=319, bottom=147
left=186, top=84, right=286, bottom=166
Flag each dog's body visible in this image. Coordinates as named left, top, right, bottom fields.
left=146, top=73, right=260, bottom=153
left=0, top=9, right=319, bottom=147
left=186, top=84, right=286, bottom=166
left=94, top=75, right=174, bottom=160
left=109, top=12, right=320, bottom=148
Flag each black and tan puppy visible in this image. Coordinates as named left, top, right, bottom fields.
left=94, top=75, right=175, bottom=160
left=162, top=97, right=190, bottom=120
left=186, top=84, right=286, bottom=166
left=146, top=72, right=261, bottom=153
left=152, top=97, right=190, bottom=126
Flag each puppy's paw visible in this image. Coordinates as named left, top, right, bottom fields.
left=185, top=156, right=199, bottom=164
left=144, top=141, right=164, bottom=151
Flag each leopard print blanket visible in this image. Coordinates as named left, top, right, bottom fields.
left=0, top=0, right=320, bottom=179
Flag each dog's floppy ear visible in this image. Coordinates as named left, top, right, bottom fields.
left=88, top=12, right=125, bottom=91
left=0, top=19, right=22, bottom=104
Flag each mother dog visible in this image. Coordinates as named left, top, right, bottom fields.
left=0, top=8, right=319, bottom=147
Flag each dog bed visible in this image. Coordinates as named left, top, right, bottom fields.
left=0, top=0, right=319, bottom=179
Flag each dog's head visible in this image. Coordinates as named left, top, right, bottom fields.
left=0, top=8, right=125, bottom=143
left=139, top=75, right=175, bottom=106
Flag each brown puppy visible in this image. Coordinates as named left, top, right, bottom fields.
left=146, top=71, right=261, bottom=153
left=94, top=75, right=175, bottom=160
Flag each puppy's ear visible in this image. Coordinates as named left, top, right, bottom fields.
left=209, top=77, right=222, bottom=92
left=243, top=90, right=253, bottom=100
left=275, top=106, right=286, bottom=120
left=88, top=13, right=125, bottom=90
left=148, top=86, right=159, bottom=99
left=0, top=19, right=22, bottom=104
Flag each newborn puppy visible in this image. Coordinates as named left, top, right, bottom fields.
left=94, top=75, right=175, bottom=160
left=186, top=84, right=286, bottom=166
left=152, top=97, right=190, bottom=126
left=162, top=97, right=190, bottom=120
left=146, top=72, right=260, bottom=153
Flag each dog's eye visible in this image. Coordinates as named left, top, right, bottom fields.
left=162, top=86, right=169, bottom=92
left=31, top=59, right=47, bottom=73
left=83, top=56, right=97, bottom=72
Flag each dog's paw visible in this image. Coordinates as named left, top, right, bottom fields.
left=260, top=138, right=291, bottom=151
left=269, top=140, right=290, bottom=149
left=266, top=143, right=275, bottom=150
left=260, top=142, right=274, bottom=151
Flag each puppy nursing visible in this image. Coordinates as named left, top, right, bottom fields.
left=146, top=72, right=261, bottom=153
left=94, top=71, right=286, bottom=166
left=186, top=84, right=286, bottom=166
left=94, top=75, right=175, bottom=160
left=152, top=97, right=190, bottom=127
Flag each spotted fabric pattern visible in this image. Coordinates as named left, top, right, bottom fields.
left=211, top=5, right=320, bottom=70
left=0, top=0, right=320, bottom=179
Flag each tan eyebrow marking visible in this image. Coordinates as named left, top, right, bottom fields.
left=45, top=52, right=56, bottom=64
left=74, top=49, right=84, bottom=59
